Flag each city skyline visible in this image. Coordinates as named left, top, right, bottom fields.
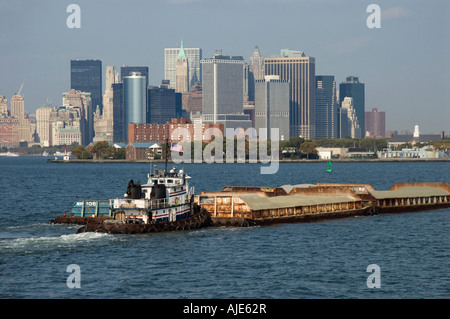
left=0, top=0, right=448, bottom=135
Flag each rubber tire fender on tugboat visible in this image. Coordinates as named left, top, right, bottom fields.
left=367, top=207, right=378, bottom=216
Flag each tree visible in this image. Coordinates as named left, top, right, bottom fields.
left=299, top=141, right=318, bottom=159
left=91, top=141, right=116, bottom=159
left=71, top=146, right=87, bottom=159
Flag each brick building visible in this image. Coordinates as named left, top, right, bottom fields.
left=128, top=118, right=223, bottom=143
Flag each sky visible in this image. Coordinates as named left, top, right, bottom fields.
left=0, top=0, right=449, bottom=135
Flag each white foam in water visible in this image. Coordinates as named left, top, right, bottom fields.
left=0, top=231, right=112, bottom=253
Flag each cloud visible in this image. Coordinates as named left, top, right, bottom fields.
left=382, top=6, right=408, bottom=20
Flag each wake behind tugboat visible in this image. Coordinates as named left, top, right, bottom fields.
left=53, top=165, right=212, bottom=234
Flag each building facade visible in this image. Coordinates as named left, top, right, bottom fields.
left=94, top=66, right=119, bottom=142
left=112, top=82, right=125, bottom=142
left=365, top=108, right=385, bottom=138
left=201, top=54, right=252, bottom=134
left=264, top=51, right=316, bottom=139
left=128, top=118, right=224, bottom=144
left=0, top=95, right=7, bottom=116
left=339, top=76, right=365, bottom=137
left=70, top=59, right=102, bottom=115
left=248, top=46, right=265, bottom=102
left=165, top=44, right=201, bottom=91
left=175, top=41, right=189, bottom=93
left=339, top=97, right=361, bottom=139
left=254, top=75, right=290, bottom=141
left=36, top=105, right=54, bottom=146
left=123, top=72, right=146, bottom=139
left=147, top=82, right=181, bottom=124
left=315, top=75, right=338, bottom=138
left=182, top=82, right=202, bottom=116
left=62, top=89, right=92, bottom=145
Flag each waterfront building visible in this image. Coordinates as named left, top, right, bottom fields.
left=264, top=50, right=316, bottom=138
left=123, top=72, right=146, bottom=139
left=254, top=75, right=290, bottom=141
left=70, top=59, right=102, bottom=115
left=201, top=54, right=252, bottom=134
left=315, top=75, right=338, bottom=138
left=62, top=89, right=92, bottom=145
left=365, top=108, right=385, bottom=138
left=339, top=76, right=365, bottom=136
left=147, top=81, right=181, bottom=124
left=387, top=126, right=445, bottom=147
left=165, top=44, right=201, bottom=91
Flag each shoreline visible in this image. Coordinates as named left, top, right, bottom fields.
left=46, top=158, right=450, bottom=164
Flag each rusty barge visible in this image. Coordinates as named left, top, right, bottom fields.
left=194, top=182, right=450, bottom=226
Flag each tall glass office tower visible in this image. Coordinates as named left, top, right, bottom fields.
left=123, top=72, right=146, bottom=139
left=315, top=75, right=337, bottom=138
left=70, top=59, right=102, bottom=114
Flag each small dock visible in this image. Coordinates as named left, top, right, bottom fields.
left=194, top=182, right=450, bottom=226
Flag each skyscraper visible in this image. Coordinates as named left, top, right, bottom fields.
left=175, top=41, right=189, bottom=93
left=255, top=75, right=290, bottom=141
left=339, top=76, right=365, bottom=137
left=112, top=82, right=125, bottom=142
left=248, top=46, right=265, bottom=101
left=36, top=105, right=54, bottom=146
left=365, top=108, right=385, bottom=138
left=120, top=66, right=149, bottom=87
left=201, top=54, right=252, bottom=133
left=62, top=89, right=92, bottom=145
left=315, top=75, right=337, bottom=138
left=70, top=59, right=102, bottom=114
left=123, top=72, right=146, bottom=139
left=10, top=94, right=30, bottom=142
left=94, top=66, right=119, bottom=142
left=165, top=44, right=201, bottom=90
left=264, top=50, right=316, bottom=138
left=147, top=82, right=181, bottom=125
left=339, top=97, right=361, bottom=139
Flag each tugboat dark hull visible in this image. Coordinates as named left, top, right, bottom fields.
left=76, top=208, right=211, bottom=234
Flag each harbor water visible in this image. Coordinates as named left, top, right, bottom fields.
left=0, top=157, right=449, bottom=299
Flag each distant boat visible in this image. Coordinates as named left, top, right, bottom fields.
left=42, top=151, right=49, bottom=157
left=0, top=151, right=20, bottom=157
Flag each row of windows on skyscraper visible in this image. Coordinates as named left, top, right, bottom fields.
left=36, top=44, right=371, bottom=146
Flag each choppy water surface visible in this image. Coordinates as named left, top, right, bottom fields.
left=0, top=157, right=448, bottom=298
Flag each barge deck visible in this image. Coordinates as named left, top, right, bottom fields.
left=194, top=182, right=450, bottom=226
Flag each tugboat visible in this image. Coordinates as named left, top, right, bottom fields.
left=53, top=165, right=211, bottom=234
